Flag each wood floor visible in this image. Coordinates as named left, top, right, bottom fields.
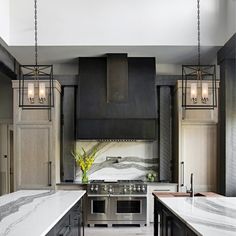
left=84, top=224, right=154, bottom=236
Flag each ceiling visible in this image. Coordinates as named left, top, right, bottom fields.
left=7, top=45, right=221, bottom=65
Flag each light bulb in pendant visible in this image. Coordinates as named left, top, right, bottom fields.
left=190, top=83, right=197, bottom=104
left=39, top=82, right=46, bottom=103
left=201, top=82, right=208, bottom=104
left=28, top=83, right=35, bottom=103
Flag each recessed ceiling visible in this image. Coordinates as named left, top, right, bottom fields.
left=6, top=45, right=221, bottom=65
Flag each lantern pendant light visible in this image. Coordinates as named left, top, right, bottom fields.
left=19, top=0, right=54, bottom=113
left=182, top=0, right=217, bottom=109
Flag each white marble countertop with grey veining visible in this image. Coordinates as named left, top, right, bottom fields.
left=159, top=196, right=236, bottom=236
left=0, top=190, right=86, bottom=236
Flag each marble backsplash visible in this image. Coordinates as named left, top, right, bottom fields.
left=74, top=141, right=158, bottom=181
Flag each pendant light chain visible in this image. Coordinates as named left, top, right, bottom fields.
left=34, top=0, right=38, bottom=67
left=181, top=0, right=217, bottom=110
left=197, top=0, right=201, bottom=66
left=19, top=0, right=54, bottom=115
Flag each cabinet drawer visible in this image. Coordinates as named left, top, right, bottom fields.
left=148, top=185, right=177, bottom=193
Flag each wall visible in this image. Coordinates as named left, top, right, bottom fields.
left=75, top=141, right=158, bottom=181
left=0, top=0, right=9, bottom=43
left=226, top=0, right=236, bottom=40
left=53, top=62, right=78, bottom=75
left=8, top=0, right=226, bottom=46
left=0, top=72, right=13, bottom=121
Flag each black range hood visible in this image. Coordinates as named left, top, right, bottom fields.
left=77, top=54, right=157, bottom=140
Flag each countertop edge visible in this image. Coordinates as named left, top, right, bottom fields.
left=156, top=197, right=203, bottom=236
left=40, top=190, right=86, bottom=236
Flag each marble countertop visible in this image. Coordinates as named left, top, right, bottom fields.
left=0, top=190, right=86, bottom=236
left=158, top=196, right=236, bottom=236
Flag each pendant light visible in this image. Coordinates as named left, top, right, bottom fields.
left=182, top=0, right=217, bottom=109
left=19, top=0, right=54, bottom=113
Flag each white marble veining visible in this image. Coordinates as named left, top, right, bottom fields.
left=75, top=141, right=158, bottom=181
left=159, top=196, right=236, bottom=236
left=0, top=190, right=86, bottom=236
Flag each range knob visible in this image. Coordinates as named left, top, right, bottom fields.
left=137, top=185, right=141, bottom=192
left=90, top=185, right=94, bottom=191
left=108, top=186, right=113, bottom=194
left=142, top=185, right=146, bottom=192
left=103, top=185, right=107, bottom=191
left=123, top=186, right=127, bottom=193
left=133, top=186, right=136, bottom=191
left=94, top=185, right=98, bottom=192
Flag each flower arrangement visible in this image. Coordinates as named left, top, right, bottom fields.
left=72, top=146, right=98, bottom=183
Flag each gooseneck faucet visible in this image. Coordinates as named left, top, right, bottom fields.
left=189, top=173, right=194, bottom=197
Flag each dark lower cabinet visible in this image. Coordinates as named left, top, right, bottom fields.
left=47, top=200, right=83, bottom=236
left=154, top=198, right=198, bottom=236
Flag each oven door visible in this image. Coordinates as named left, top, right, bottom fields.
left=87, top=195, right=110, bottom=221
left=109, top=195, right=147, bottom=222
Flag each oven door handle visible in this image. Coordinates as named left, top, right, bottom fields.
left=109, top=194, right=147, bottom=197
left=87, top=194, right=110, bottom=197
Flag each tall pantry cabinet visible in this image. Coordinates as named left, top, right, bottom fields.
left=173, top=80, right=219, bottom=193
left=12, top=80, right=61, bottom=190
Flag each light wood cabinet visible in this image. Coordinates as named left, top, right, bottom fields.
left=147, top=184, right=177, bottom=225
left=0, top=124, right=9, bottom=195
left=16, top=125, right=52, bottom=188
left=173, top=81, right=219, bottom=193
left=12, top=80, right=61, bottom=190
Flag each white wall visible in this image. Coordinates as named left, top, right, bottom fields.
left=226, top=0, right=236, bottom=40
left=8, top=0, right=227, bottom=46
left=0, top=0, right=10, bottom=42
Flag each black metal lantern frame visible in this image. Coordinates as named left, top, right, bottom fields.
left=182, top=65, right=217, bottom=110
left=18, top=0, right=55, bottom=116
left=181, top=0, right=218, bottom=110
left=19, top=65, right=54, bottom=110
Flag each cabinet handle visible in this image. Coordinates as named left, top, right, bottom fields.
left=48, top=161, right=52, bottom=186
left=153, top=189, right=170, bottom=192
left=58, top=225, right=71, bottom=236
left=181, top=161, right=184, bottom=187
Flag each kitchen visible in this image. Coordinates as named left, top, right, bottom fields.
left=0, top=0, right=236, bottom=236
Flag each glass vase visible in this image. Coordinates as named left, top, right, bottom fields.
left=82, top=171, right=89, bottom=184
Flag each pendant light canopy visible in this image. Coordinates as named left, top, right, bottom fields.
left=182, top=0, right=217, bottom=109
left=19, top=0, right=54, bottom=111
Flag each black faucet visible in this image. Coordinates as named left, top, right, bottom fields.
left=189, top=173, right=194, bottom=197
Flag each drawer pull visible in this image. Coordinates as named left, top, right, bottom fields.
left=153, top=189, right=170, bottom=192
left=181, top=161, right=185, bottom=187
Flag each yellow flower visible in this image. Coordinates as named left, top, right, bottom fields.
left=71, top=146, right=98, bottom=172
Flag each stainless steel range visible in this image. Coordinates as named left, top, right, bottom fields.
left=86, top=180, right=147, bottom=227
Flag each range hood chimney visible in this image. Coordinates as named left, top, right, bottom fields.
left=77, top=56, right=157, bottom=140
left=107, top=54, right=128, bottom=103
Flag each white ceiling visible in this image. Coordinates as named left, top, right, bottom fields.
left=1, top=0, right=235, bottom=66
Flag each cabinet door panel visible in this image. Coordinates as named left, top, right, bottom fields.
left=182, top=124, right=217, bottom=192
left=17, top=126, right=51, bottom=188
left=0, top=124, right=9, bottom=195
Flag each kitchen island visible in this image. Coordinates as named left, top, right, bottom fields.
left=153, top=192, right=236, bottom=236
left=0, top=190, right=86, bottom=236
